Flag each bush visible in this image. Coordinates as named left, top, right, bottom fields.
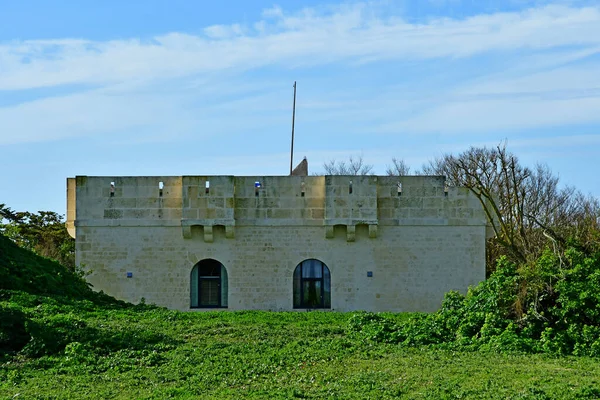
left=0, top=234, right=91, bottom=299
left=348, top=245, right=600, bottom=356
left=0, top=303, right=30, bottom=355
left=21, top=312, right=88, bottom=357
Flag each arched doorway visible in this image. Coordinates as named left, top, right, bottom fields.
left=190, top=259, right=228, bottom=308
left=293, top=259, right=331, bottom=309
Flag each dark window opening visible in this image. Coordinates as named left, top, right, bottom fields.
left=349, top=180, right=353, bottom=194
left=159, top=181, right=164, bottom=197
left=190, top=259, right=228, bottom=308
left=205, top=181, right=210, bottom=194
left=110, top=181, right=115, bottom=197
left=293, top=259, right=331, bottom=309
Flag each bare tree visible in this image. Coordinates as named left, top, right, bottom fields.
left=417, top=155, right=447, bottom=177
left=421, top=142, right=599, bottom=266
left=322, top=155, right=374, bottom=175
left=385, top=158, right=411, bottom=176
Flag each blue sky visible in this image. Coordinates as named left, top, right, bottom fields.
left=1, top=0, right=599, bottom=215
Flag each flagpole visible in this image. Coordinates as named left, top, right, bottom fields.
left=289, top=81, right=297, bottom=175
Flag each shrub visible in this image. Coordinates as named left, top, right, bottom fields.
left=0, top=303, right=30, bottom=355
left=349, top=244, right=600, bottom=356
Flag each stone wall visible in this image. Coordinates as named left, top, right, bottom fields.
left=67, top=175, right=489, bottom=312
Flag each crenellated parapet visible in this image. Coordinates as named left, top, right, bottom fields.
left=67, top=175, right=489, bottom=243
left=181, top=176, right=235, bottom=242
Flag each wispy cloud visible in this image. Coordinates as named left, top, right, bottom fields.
left=375, top=57, right=600, bottom=134
left=1, top=3, right=600, bottom=91
left=1, top=1, right=600, bottom=146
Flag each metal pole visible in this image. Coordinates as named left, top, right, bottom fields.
left=290, top=81, right=297, bottom=175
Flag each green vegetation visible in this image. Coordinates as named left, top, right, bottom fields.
left=0, top=232, right=115, bottom=302
left=2, top=232, right=600, bottom=398
left=3, top=302, right=600, bottom=399
left=349, top=245, right=600, bottom=357
left=1, top=204, right=75, bottom=271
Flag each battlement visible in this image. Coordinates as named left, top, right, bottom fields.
left=67, top=175, right=487, bottom=242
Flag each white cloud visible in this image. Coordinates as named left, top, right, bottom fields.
left=0, top=89, right=177, bottom=144
left=458, top=61, right=600, bottom=97
left=203, top=24, right=245, bottom=39
left=1, top=3, right=600, bottom=91
left=262, top=5, right=284, bottom=19
left=509, top=134, right=600, bottom=149
left=2, top=2, right=600, bottom=146
left=380, top=94, right=600, bottom=134
left=373, top=56, right=600, bottom=134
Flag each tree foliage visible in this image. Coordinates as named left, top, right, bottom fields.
left=0, top=233, right=86, bottom=297
left=0, top=204, right=74, bottom=270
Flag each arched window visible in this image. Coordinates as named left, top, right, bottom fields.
left=293, top=259, right=331, bottom=309
left=190, top=259, right=228, bottom=308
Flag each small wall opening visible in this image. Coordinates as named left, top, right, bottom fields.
left=397, top=182, right=402, bottom=197
left=356, top=224, right=369, bottom=239
left=349, top=180, right=353, bottom=194
left=333, top=224, right=346, bottom=241
left=213, top=224, right=226, bottom=240
left=190, top=225, right=204, bottom=239
left=110, top=181, right=115, bottom=197
left=301, top=181, right=305, bottom=197
left=159, top=181, right=164, bottom=197
left=205, top=180, right=210, bottom=194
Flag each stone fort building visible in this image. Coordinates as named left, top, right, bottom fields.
left=66, top=168, right=491, bottom=312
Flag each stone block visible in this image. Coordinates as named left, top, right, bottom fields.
left=183, top=209, right=198, bottom=219
left=163, top=198, right=183, bottom=209
left=346, top=225, right=355, bottom=242
left=311, top=208, right=325, bottom=219
left=208, top=197, right=225, bottom=209
left=104, top=209, right=123, bottom=219
left=369, top=224, right=378, bottom=238
left=422, top=198, right=443, bottom=209
left=204, top=225, right=213, bottom=243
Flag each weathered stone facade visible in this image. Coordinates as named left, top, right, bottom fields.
left=66, top=175, right=490, bottom=312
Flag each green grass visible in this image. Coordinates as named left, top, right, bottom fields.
left=2, top=232, right=600, bottom=399
left=2, top=295, right=600, bottom=399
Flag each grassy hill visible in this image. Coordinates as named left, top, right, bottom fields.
left=2, top=233, right=600, bottom=399
left=0, top=232, right=91, bottom=298
left=0, top=233, right=131, bottom=358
